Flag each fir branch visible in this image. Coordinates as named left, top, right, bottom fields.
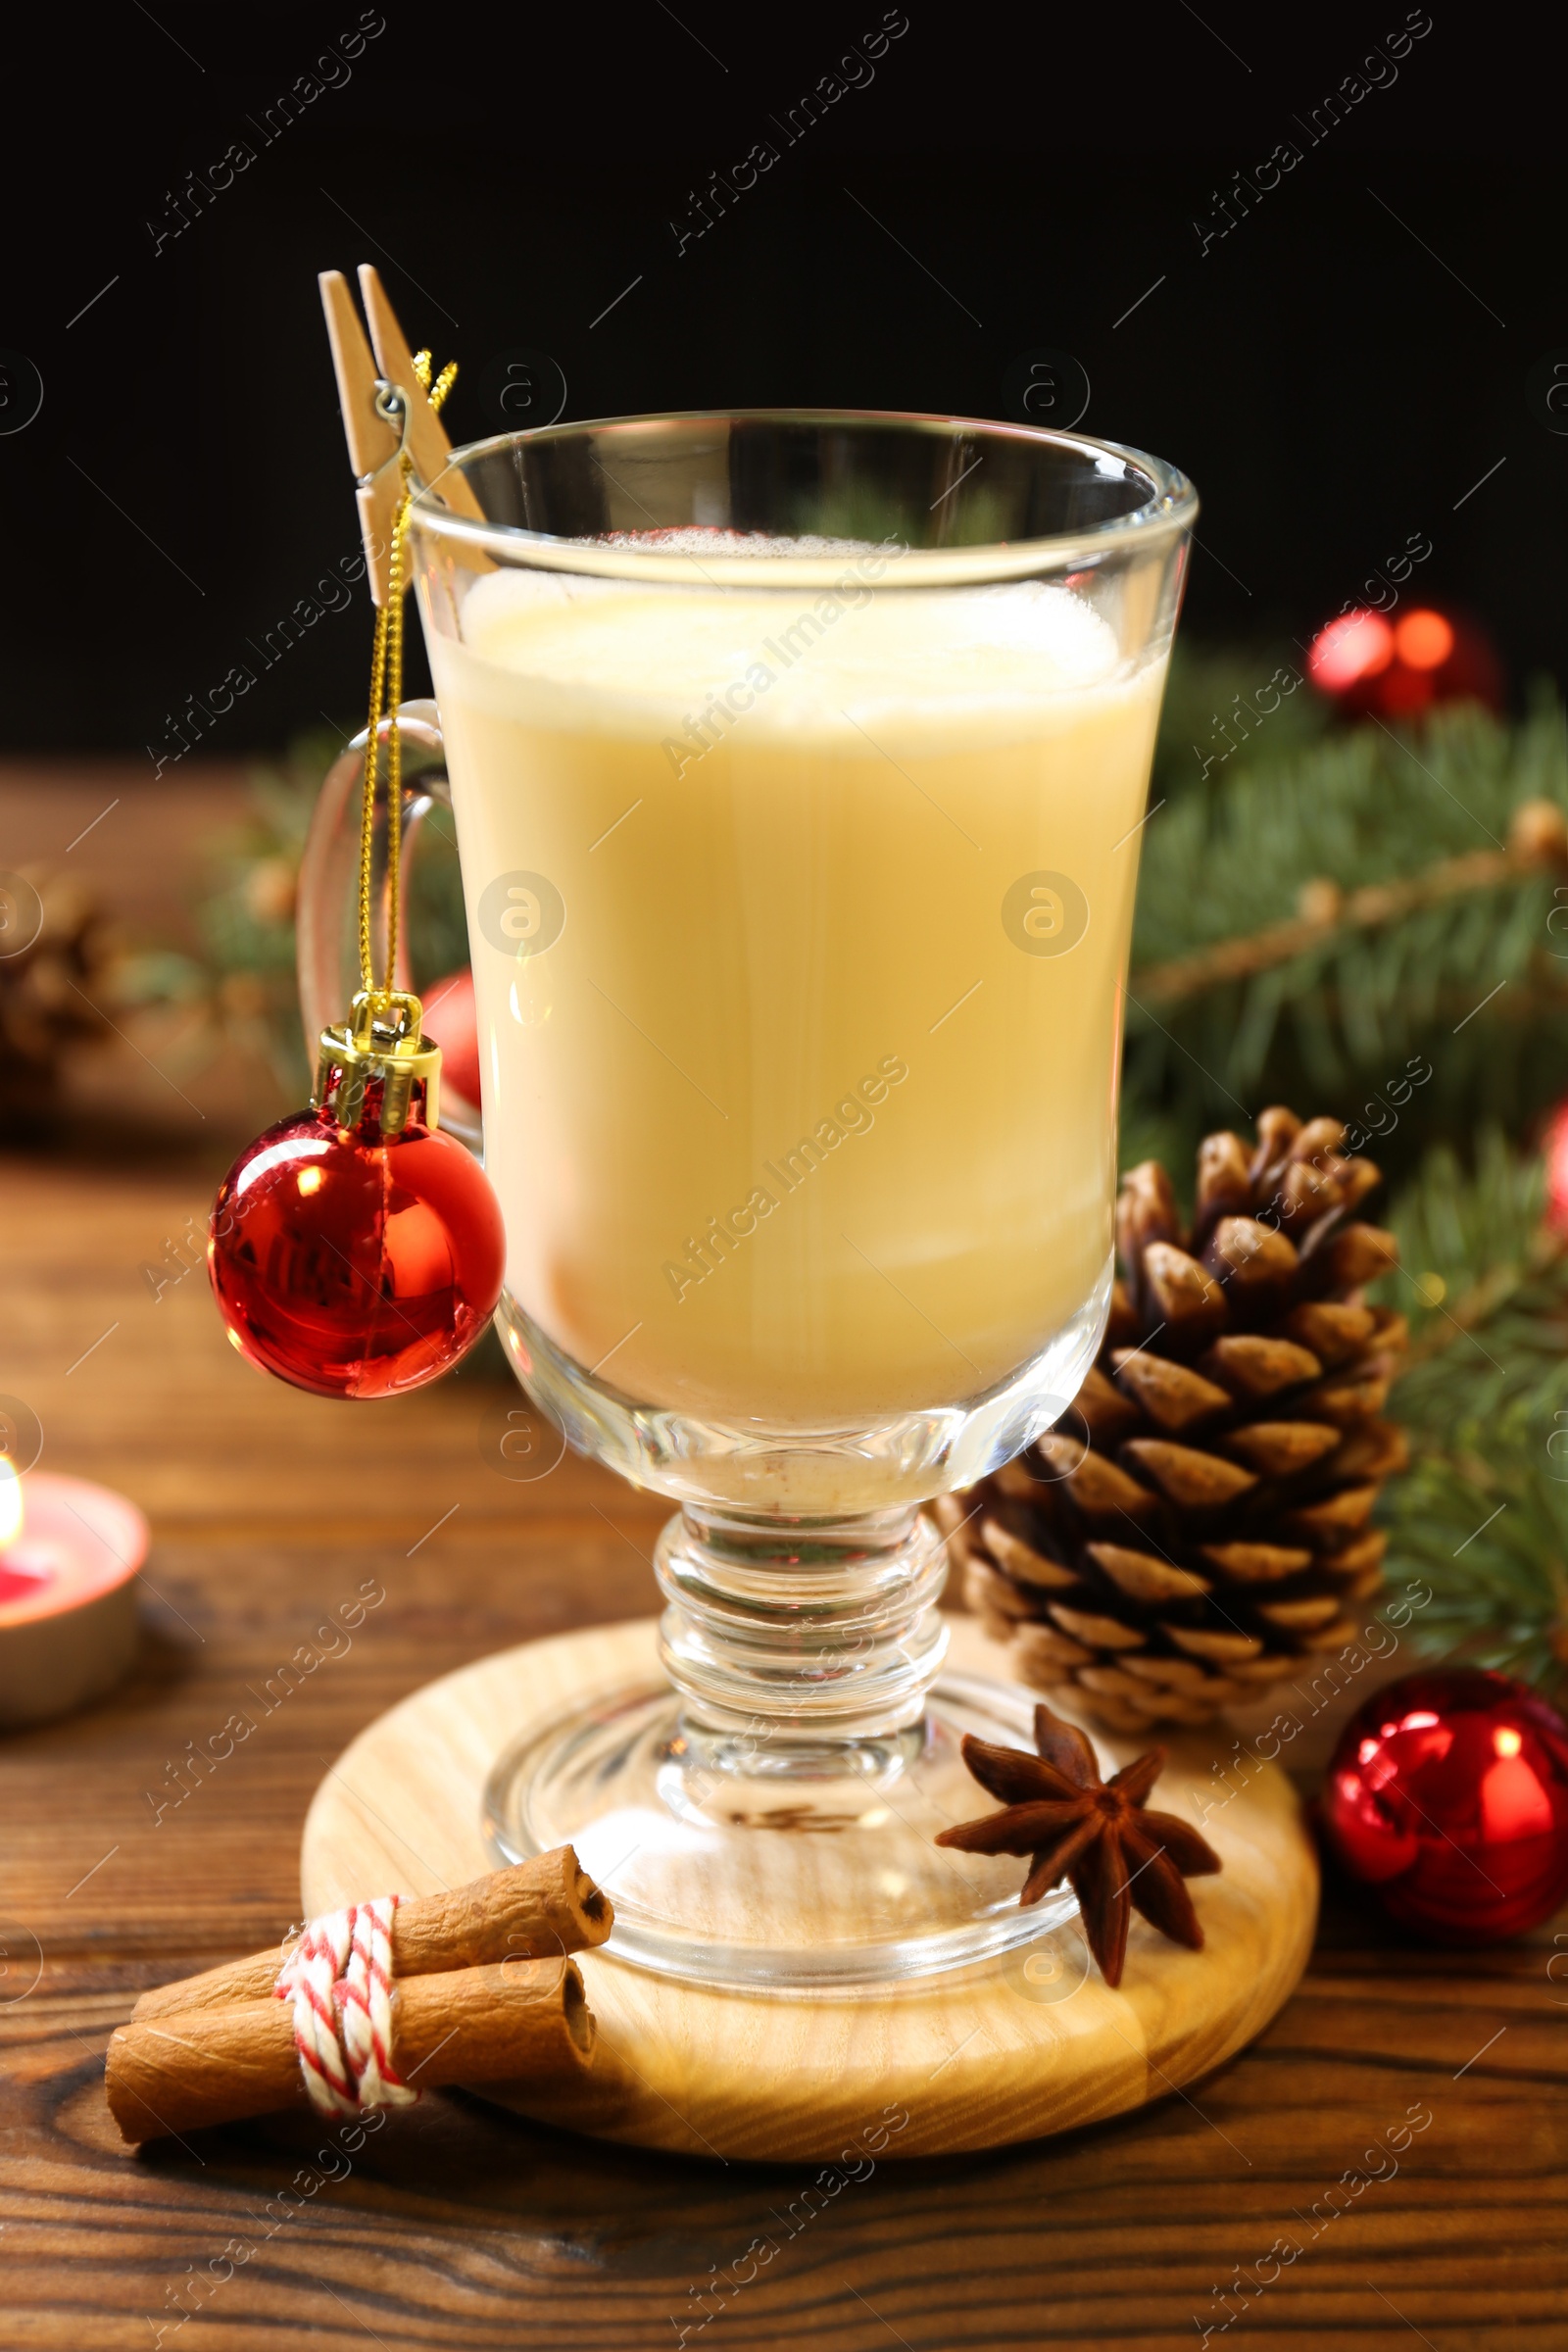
left=1124, top=692, right=1568, bottom=1167
left=1136, top=693, right=1568, bottom=969
left=1136, top=814, right=1568, bottom=1009
left=1376, top=1133, right=1568, bottom=1439
left=1382, top=1445, right=1568, bottom=1694
left=1370, top=1134, right=1568, bottom=1690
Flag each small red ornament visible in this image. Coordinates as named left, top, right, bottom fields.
left=1320, top=1667, right=1568, bottom=1943
left=213, top=326, right=511, bottom=1399
left=420, top=966, right=481, bottom=1110
left=209, top=992, right=505, bottom=1397
left=1543, top=1099, right=1568, bottom=1238
left=1307, top=604, right=1501, bottom=721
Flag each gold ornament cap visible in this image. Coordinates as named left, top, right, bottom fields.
left=315, top=990, right=441, bottom=1138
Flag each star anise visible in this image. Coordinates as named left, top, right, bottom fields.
left=935, top=1701, right=1222, bottom=1985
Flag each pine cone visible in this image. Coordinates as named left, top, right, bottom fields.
left=0, top=869, right=116, bottom=1129
left=936, top=1106, right=1408, bottom=1732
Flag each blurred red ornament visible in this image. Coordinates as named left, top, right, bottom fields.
left=208, top=1006, right=505, bottom=1398
left=1544, top=1099, right=1568, bottom=1237
left=420, top=966, right=482, bottom=1110
left=1307, top=604, right=1501, bottom=720
left=1320, top=1668, right=1568, bottom=1943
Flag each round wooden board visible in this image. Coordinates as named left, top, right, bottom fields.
left=301, top=1614, right=1318, bottom=2161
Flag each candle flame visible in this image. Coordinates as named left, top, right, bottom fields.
left=0, top=1459, right=22, bottom=1550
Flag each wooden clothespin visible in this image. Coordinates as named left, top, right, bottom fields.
left=318, top=266, right=484, bottom=605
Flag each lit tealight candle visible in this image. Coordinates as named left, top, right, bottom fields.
left=0, top=1461, right=148, bottom=1726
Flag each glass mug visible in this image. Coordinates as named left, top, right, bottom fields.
left=299, top=411, right=1195, bottom=1987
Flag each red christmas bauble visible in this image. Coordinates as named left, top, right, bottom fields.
left=419, top=967, right=481, bottom=1110
left=1307, top=604, right=1501, bottom=721
left=208, top=1102, right=506, bottom=1397
left=1321, top=1668, right=1568, bottom=1943
left=1543, top=1099, right=1568, bottom=1237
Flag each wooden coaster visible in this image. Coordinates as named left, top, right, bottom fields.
left=301, top=1615, right=1317, bottom=2161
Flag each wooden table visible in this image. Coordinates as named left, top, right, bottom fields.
left=2, top=1144, right=1565, bottom=2350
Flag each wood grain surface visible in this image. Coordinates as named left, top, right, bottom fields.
left=2, top=1146, right=1566, bottom=2350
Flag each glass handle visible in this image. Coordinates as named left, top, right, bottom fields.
left=295, top=700, right=482, bottom=1148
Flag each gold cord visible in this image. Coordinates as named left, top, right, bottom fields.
left=355, top=354, right=457, bottom=1004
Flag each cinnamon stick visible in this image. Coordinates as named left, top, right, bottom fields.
left=108, top=1958, right=593, bottom=2144
left=131, top=1848, right=610, bottom=2023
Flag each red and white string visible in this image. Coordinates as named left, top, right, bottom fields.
left=273, top=1895, right=419, bottom=2118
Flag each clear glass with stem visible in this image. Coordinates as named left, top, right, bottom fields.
left=381, top=411, right=1192, bottom=1987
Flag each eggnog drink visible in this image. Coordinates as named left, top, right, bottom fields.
left=429, top=555, right=1164, bottom=1424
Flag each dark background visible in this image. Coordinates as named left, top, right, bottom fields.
left=3, top=2, right=1563, bottom=757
